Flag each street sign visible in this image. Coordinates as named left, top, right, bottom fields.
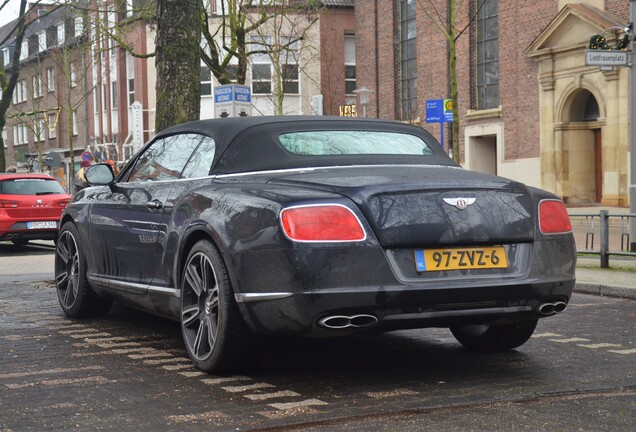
left=214, top=85, right=252, bottom=118
left=426, top=99, right=453, bottom=123
left=585, top=49, right=629, bottom=66
left=81, top=151, right=92, bottom=162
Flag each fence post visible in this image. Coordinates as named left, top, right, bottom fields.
left=600, top=210, right=609, bottom=268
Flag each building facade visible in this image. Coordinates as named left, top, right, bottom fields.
left=0, top=0, right=155, bottom=189
left=354, top=0, right=630, bottom=206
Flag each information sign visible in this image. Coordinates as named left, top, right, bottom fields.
left=214, top=85, right=252, bottom=118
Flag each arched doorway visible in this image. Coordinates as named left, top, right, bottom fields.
left=562, top=89, right=602, bottom=204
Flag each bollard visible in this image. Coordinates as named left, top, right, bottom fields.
left=600, top=210, right=609, bottom=268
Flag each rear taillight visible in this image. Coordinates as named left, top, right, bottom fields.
left=539, top=199, right=572, bottom=234
left=0, top=200, right=19, bottom=208
left=58, top=198, right=71, bottom=208
left=280, top=204, right=366, bottom=242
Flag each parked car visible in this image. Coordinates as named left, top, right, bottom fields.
left=54, top=116, right=575, bottom=373
left=0, top=173, right=71, bottom=245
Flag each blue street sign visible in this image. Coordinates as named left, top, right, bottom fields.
left=426, top=99, right=453, bottom=123
left=426, top=98, right=454, bottom=150
left=425, top=99, right=443, bottom=123
left=214, top=85, right=252, bottom=103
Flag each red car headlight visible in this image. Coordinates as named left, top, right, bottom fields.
left=539, top=199, right=572, bottom=234
left=280, top=204, right=366, bottom=242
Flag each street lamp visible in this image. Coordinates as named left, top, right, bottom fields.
left=353, top=86, right=373, bottom=118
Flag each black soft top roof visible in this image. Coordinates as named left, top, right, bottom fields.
left=155, top=116, right=457, bottom=174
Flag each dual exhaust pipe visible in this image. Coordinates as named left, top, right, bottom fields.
left=318, top=314, right=378, bottom=329
left=318, top=302, right=568, bottom=328
left=536, top=301, right=567, bottom=316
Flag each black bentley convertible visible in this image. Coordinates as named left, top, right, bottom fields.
left=55, top=116, right=575, bottom=372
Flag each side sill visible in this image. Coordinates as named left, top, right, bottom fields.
left=234, top=292, right=293, bottom=303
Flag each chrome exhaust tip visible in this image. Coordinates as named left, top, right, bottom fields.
left=537, top=303, right=555, bottom=316
left=553, top=301, right=567, bottom=313
left=537, top=301, right=568, bottom=316
left=318, top=314, right=378, bottom=329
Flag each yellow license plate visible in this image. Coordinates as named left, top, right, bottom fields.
left=414, top=246, right=508, bottom=272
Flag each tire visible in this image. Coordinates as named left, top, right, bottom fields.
left=180, top=240, right=252, bottom=373
left=450, top=319, right=538, bottom=351
left=55, top=222, right=113, bottom=318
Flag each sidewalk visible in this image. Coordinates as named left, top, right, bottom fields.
left=575, top=255, right=636, bottom=300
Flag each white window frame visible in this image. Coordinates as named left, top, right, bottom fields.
left=20, top=40, right=28, bottom=61
left=57, top=22, right=65, bottom=45
left=47, top=67, right=55, bottom=92
left=250, top=35, right=272, bottom=95
left=111, top=81, right=118, bottom=110
left=74, top=17, right=84, bottom=37
left=38, top=31, right=46, bottom=52
left=48, top=114, right=57, bottom=139
left=280, top=37, right=300, bottom=95
left=1, top=48, right=9, bottom=65
left=32, top=74, right=43, bottom=99
left=70, top=63, right=77, bottom=87
left=13, top=79, right=28, bottom=104
left=36, top=118, right=45, bottom=142
left=72, top=111, right=78, bottom=136
left=13, top=123, right=28, bottom=145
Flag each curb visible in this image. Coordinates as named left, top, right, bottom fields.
left=574, top=283, right=636, bottom=301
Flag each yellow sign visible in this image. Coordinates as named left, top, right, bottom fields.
left=339, top=105, right=357, bottom=117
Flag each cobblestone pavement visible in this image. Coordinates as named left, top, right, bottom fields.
left=1, top=276, right=635, bottom=431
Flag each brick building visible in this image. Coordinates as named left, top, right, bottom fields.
left=0, top=0, right=155, bottom=189
left=354, top=0, right=630, bottom=205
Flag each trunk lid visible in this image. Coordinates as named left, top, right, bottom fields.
left=268, top=165, right=535, bottom=247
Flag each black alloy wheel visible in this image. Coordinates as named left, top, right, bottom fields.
left=180, top=240, right=251, bottom=373
left=55, top=222, right=112, bottom=317
left=450, top=319, right=538, bottom=351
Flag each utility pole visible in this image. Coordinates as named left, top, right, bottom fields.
left=630, top=1, right=636, bottom=251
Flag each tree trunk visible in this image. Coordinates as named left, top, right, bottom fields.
left=0, top=0, right=28, bottom=172
left=449, top=0, right=460, bottom=163
left=155, top=0, right=202, bottom=132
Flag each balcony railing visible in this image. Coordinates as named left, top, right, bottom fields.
left=569, top=211, right=636, bottom=268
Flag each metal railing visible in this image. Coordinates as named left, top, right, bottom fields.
left=569, top=211, right=636, bottom=268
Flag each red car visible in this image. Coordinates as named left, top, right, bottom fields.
left=0, top=173, right=71, bottom=245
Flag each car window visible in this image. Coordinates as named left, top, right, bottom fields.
left=180, top=137, right=216, bottom=179
left=128, top=134, right=204, bottom=182
left=278, top=131, right=433, bottom=156
left=0, top=178, right=66, bottom=195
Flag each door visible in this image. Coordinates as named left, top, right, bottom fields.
left=594, top=129, right=602, bottom=203
left=87, top=134, right=204, bottom=292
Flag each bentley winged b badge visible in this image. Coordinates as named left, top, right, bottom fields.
left=443, top=197, right=476, bottom=210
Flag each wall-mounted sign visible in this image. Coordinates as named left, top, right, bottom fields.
left=585, top=49, right=629, bottom=66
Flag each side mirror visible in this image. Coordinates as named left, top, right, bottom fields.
left=85, top=163, right=115, bottom=186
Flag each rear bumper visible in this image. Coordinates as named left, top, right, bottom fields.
left=229, top=236, right=576, bottom=335
left=0, top=220, right=60, bottom=241
left=235, top=278, right=574, bottom=335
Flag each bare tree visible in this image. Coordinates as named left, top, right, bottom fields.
left=1, top=0, right=32, bottom=172
left=247, top=1, right=321, bottom=115
left=417, top=0, right=484, bottom=162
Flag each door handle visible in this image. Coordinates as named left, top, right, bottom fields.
left=146, top=200, right=163, bottom=210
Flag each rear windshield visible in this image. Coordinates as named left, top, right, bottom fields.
left=0, top=178, right=66, bottom=195
left=278, top=131, right=433, bottom=156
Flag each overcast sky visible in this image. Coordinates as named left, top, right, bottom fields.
left=0, top=0, right=21, bottom=27
left=0, top=1, right=59, bottom=28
